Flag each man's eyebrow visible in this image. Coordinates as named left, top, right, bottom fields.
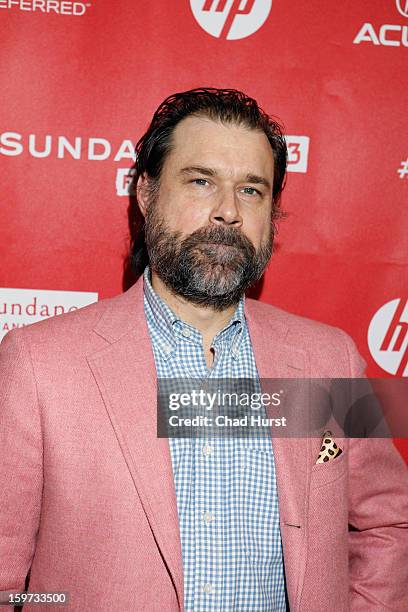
left=179, top=166, right=217, bottom=177
left=245, top=174, right=271, bottom=190
left=179, top=166, right=272, bottom=190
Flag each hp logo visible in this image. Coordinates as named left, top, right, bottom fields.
left=190, top=0, right=272, bottom=40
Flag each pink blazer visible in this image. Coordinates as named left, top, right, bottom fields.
left=1, top=275, right=407, bottom=611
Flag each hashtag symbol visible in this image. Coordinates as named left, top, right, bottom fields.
left=397, top=158, right=408, bottom=179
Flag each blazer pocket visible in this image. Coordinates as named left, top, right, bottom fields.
left=310, top=449, right=348, bottom=489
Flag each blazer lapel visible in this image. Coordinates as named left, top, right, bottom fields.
left=245, top=299, right=311, bottom=612
left=86, top=277, right=184, bottom=610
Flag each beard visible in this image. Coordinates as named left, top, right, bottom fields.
left=144, top=200, right=273, bottom=310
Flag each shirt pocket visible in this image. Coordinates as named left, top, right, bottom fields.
left=239, top=447, right=283, bottom=565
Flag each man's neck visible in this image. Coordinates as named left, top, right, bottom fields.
left=150, top=269, right=238, bottom=343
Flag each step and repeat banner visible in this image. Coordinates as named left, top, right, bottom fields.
left=1, top=0, right=407, bottom=460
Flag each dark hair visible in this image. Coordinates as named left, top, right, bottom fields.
left=129, top=87, right=288, bottom=277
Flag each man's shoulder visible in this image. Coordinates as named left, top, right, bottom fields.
left=245, top=297, right=366, bottom=376
left=246, top=296, right=351, bottom=346
left=11, top=294, right=112, bottom=338
left=0, top=285, right=139, bottom=356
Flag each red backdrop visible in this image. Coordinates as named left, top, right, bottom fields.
left=1, top=0, right=407, bottom=461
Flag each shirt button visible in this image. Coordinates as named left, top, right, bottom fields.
left=203, top=583, right=213, bottom=595
left=163, top=344, right=172, bottom=355
left=202, top=444, right=212, bottom=457
left=203, top=511, right=213, bottom=524
left=182, top=327, right=190, bottom=338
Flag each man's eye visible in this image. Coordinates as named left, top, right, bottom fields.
left=242, top=186, right=261, bottom=196
left=191, top=178, right=209, bottom=186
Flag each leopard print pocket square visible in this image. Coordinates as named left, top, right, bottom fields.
left=316, top=430, right=343, bottom=464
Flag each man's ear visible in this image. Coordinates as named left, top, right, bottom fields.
left=136, top=173, right=151, bottom=219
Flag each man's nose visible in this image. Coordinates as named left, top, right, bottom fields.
left=209, top=188, right=243, bottom=227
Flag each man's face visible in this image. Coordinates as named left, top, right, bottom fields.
left=141, top=115, right=275, bottom=309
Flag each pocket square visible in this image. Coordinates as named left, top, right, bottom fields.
left=316, top=430, right=343, bottom=464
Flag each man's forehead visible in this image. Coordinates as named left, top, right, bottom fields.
left=171, top=113, right=262, bottom=142
left=167, top=115, right=275, bottom=176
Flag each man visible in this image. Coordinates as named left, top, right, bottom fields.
left=0, top=88, right=407, bottom=611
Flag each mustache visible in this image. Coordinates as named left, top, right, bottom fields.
left=181, top=225, right=255, bottom=250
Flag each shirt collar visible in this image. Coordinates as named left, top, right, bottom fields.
left=143, top=265, right=246, bottom=361
left=143, top=265, right=177, bottom=329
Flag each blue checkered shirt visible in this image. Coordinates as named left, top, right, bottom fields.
left=143, top=266, right=286, bottom=611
